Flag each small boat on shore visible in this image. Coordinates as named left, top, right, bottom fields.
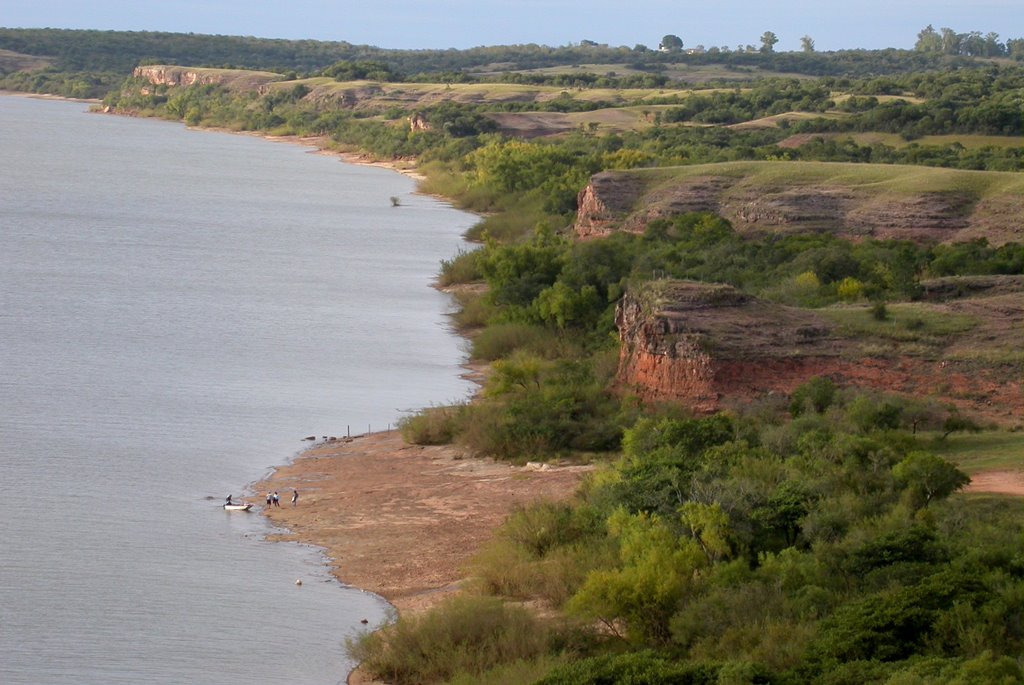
left=223, top=502, right=253, bottom=511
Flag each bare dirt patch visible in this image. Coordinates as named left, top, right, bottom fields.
left=965, top=470, right=1024, bottom=496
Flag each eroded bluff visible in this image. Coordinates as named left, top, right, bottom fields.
left=133, top=65, right=284, bottom=92
left=576, top=166, right=1024, bottom=245
left=615, top=280, right=1021, bottom=423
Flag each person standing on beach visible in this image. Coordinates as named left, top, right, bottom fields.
left=291, top=489, right=298, bottom=506
left=266, top=491, right=273, bottom=507
left=272, top=491, right=280, bottom=507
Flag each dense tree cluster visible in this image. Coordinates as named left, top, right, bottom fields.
left=372, top=394, right=1022, bottom=684
left=915, top=24, right=1022, bottom=58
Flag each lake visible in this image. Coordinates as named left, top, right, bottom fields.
left=0, top=95, right=477, bottom=684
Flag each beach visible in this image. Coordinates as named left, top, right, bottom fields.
left=252, top=431, right=591, bottom=679
left=253, top=432, right=590, bottom=612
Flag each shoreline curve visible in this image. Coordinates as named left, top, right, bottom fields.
left=250, top=431, right=590, bottom=683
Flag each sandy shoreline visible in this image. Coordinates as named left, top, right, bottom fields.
left=251, top=432, right=588, bottom=612
left=250, top=431, right=590, bottom=682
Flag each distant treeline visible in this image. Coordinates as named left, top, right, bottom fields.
left=1, top=27, right=1021, bottom=85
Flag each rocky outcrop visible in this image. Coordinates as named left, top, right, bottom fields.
left=133, top=65, right=283, bottom=92
left=615, top=280, right=1022, bottom=423
left=575, top=171, right=647, bottom=238
left=574, top=164, right=1024, bottom=245
left=135, top=66, right=214, bottom=87
left=615, top=281, right=839, bottom=411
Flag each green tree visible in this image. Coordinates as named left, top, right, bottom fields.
left=760, top=31, right=779, bottom=54
left=1007, top=38, right=1024, bottom=60
left=659, top=34, right=683, bottom=52
left=535, top=282, right=603, bottom=330
left=751, top=480, right=812, bottom=547
left=915, top=25, right=943, bottom=53
left=801, top=35, right=816, bottom=53
left=941, top=27, right=963, bottom=55
left=568, top=509, right=706, bottom=643
left=892, top=451, right=969, bottom=509
left=680, top=501, right=734, bottom=562
left=836, top=276, right=865, bottom=301
left=789, top=376, right=837, bottom=416
left=478, top=227, right=566, bottom=309
left=847, top=395, right=903, bottom=433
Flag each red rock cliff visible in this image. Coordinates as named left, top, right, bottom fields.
left=615, top=280, right=1022, bottom=423
left=615, top=281, right=839, bottom=410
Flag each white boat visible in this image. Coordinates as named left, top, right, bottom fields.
left=223, top=502, right=253, bottom=511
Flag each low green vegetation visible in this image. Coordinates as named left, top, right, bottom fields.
left=354, top=390, right=1024, bottom=684
left=457, top=213, right=1014, bottom=334
left=930, top=431, right=1024, bottom=473
left=819, top=304, right=977, bottom=344
left=346, top=595, right=558, bottom=685
left=397, top=405, right=465, bottom=445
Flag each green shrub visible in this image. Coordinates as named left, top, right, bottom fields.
left=882, top=653, right=1024, bottom=685
left=456, top=400, right=516, bottom=457
left=471, top=537, right=609, bottom=607
left=347, top=595, right=551, bottom=685
left=445, top=655, right=567, bottom=685
left=501, top=502, right=593, bottom=557
left=471, top=322, right=563, bottom=360
left=398, top=404, right=465, bottom=445
left=470, top=537, right=538, bottom=598
left=535, top=651, right=719, bottom=685
left=439, top=248, right=483, bottom=286
left=458, top=355, right=626, bottom=460
left=808, top=569, right=980, bottom=664
left=465, top=200, right=551, bottom=242
left=533, top=543, right=613, bottom=607
left=790, top=376, right=838, bottom=416
left=471, top=502, right=609, bottom=604
left=838, top=277, right=867, bottom=302
left=762, top=270, right=827, bottom=306
left=450, top=290, right=491, bottom=329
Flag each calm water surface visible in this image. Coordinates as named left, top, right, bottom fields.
left=0, top=96, right=476, bottom=684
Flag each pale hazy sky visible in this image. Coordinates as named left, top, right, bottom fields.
left=3, top=0, right=1021, bottom=52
